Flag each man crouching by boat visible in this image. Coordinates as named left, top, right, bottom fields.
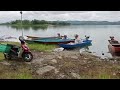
left=74, top=34, right=82, bottom=44
left=68, top=34, right=82, bottom=45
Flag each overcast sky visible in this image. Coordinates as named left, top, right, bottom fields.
left=0, top=11, right=120, bottom=23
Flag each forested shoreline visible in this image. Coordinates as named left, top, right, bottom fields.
left=1, top=20, right=120, bottom=25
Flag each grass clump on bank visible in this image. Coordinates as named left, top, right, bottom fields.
left=0, top=41, right=57, bottom=52
left=0, top=41, right=20, bottom=46
left=0, top=63, right=33, bottom=79
left=0, top=53, right=4, bottom=61
left=28, top=43, right=57, bottom=52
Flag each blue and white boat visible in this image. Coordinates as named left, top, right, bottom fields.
left=59, top=40, right=92, bottom=49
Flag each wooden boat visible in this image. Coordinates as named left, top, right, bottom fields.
left=26, top=35, right=62, bottom=40
left=108, top=40, right=120, bottom=53
left=59, top=40, right=92, bottom=49
left=25, top=38, right=75, bottom=44
left=109, top=51, right=120, bottom=57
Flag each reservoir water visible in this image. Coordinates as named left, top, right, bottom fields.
left=1, top=25, right=120, bottom=58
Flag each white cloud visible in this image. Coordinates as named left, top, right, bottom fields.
left=0, top=11, right=120, bottom=23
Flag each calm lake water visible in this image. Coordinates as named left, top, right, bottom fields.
left=1, top=25, right=120, bottom=58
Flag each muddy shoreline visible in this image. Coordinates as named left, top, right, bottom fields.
left=0, top=50, right=120, bottom=79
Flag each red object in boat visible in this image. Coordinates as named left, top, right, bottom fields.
left=108, top=40, right=120, bottom=53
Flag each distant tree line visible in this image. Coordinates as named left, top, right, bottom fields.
left=79, top=21, right=120, bottom=25
left=2, top=19, right=71, bottom=25
left=2, top=20, right=120, bottom=25
left=49, top=21, right=71, bottom=25
left=65, top=21, right=120, bottom=25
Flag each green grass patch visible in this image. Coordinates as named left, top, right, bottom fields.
left=0, top=53, right=4, bottom=61
left=14, top=67, right=33, bottom=79
left=15, top=73, right=33, bottom=79
left=98, top=73, right=111, bottom=79
left=28, top=43, right=57, bottom=52
left=0, top=63, right=33, bottom=79
left=0, top=72, right=33, bottom=79
left=0, top=41, right=56, bottom=52
left=0, top=41, right=20, bottom=46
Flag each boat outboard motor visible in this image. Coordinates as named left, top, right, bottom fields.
left=110, top=36, right=114, bottom=40
left=85, top=35, right=90, bottom=40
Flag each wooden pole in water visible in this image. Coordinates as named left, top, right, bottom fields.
left=20, top=11, right=23, bottom=37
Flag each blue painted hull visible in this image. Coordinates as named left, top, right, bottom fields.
left=59, top=40, right=92, bottom=49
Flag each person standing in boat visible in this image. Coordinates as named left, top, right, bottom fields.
left=74, top=34, right=82, bottom=44
left=57, top=33, right=64, bottom=38
left=57, top=33, right=61, bottom=37
left=62, top=35, right=68, bottom=39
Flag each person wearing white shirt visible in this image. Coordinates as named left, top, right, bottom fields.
left=74, top=34, right=82, bottom=44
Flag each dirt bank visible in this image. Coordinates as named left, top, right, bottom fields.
left=0, top=50, right=120, bottom=79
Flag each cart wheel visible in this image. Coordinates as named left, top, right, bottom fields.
left=22, top=52, right=33, bottom=62
left=4, top=53, right=11, bottom=60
